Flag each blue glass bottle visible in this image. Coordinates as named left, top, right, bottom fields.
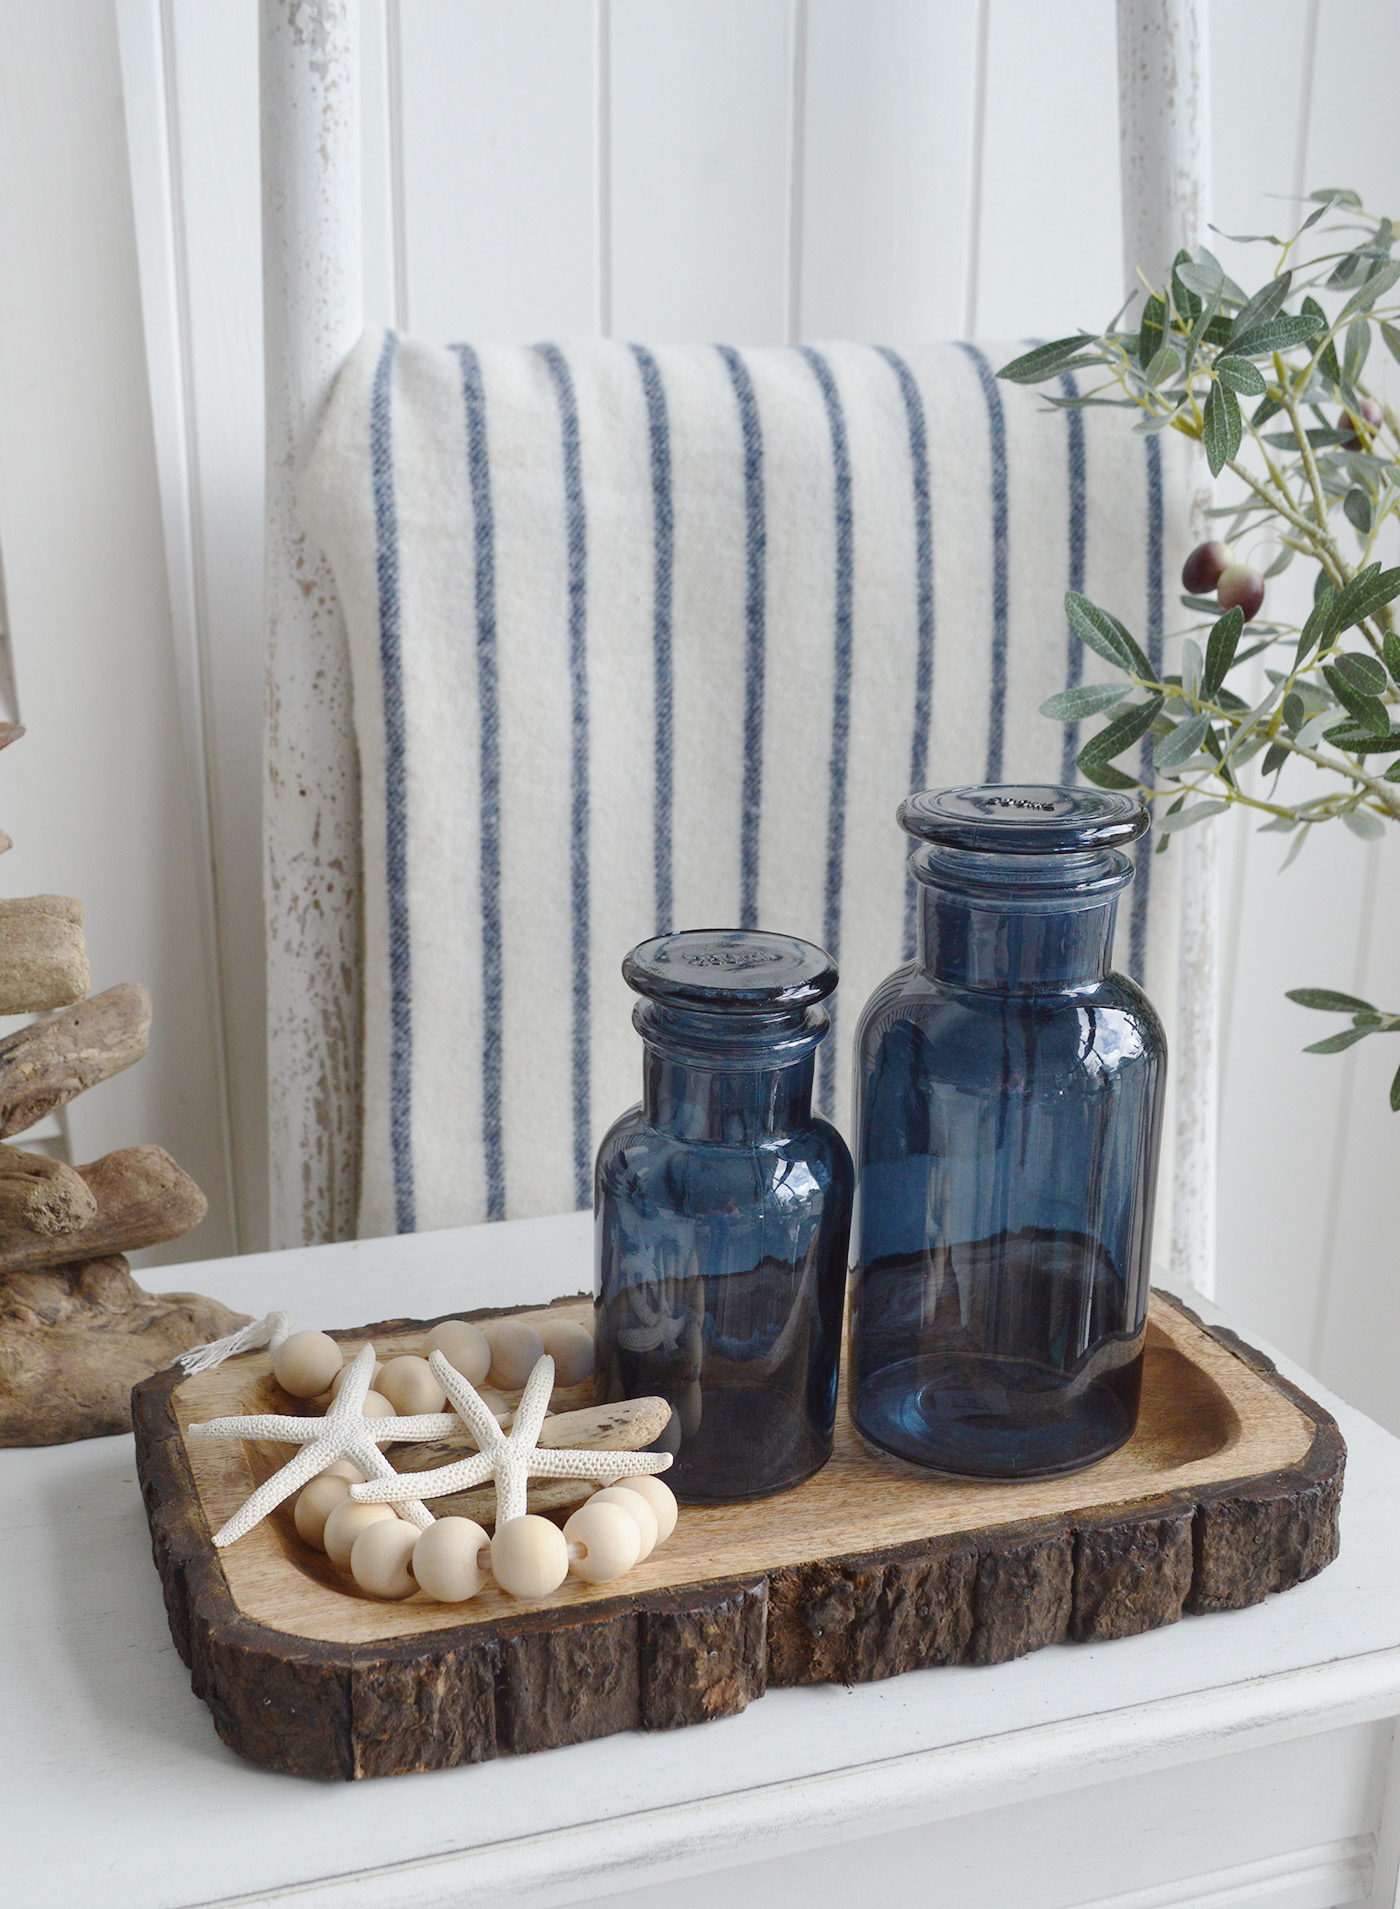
left=850, top=786, right=1166, bottom=1479
left=595, top=930, right=853, bottom=1502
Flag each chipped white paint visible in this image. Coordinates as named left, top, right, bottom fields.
left=1118, top=0, right=1217, bottom=1298
left=262, top=0, right=364, bottom=1247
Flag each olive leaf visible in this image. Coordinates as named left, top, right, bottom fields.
left=1077, top=694, right=1163, bottom=776
left=1202, top=379, right=1242, bottom=475
left=1040, top=683, right=1131, bottom=720
left=1152, top=713, right=1211, bottom=772
left=1064, top=592, right=1150, bottom=676
left=1214, top=356, right=1267, bottom=397
left=998, top=337, right=1099, bottom=384
left=1202, top=606, right=1244, bottom=697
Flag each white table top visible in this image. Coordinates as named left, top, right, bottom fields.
left=8, top=1211, right=1400, bottom=1908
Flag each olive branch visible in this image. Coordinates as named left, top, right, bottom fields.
left=999, top=189, right=1400, bottom=1106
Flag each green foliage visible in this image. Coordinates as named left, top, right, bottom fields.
left=1003, top=193, right=1400, bottom=1106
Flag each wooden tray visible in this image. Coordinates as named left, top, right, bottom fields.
left=133, top=1290, right=1344, bottom=1780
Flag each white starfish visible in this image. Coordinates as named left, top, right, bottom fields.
left=350, top=1352, right=672, bottom=1524
left=188, top=1344, right=445, bottom=1545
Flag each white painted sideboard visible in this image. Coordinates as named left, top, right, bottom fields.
left=5, top=1210, right=1399, bottom=1908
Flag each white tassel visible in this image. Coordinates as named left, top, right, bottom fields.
left=176, top=1310, right=295, bottom=1375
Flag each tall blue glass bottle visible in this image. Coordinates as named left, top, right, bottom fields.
left=850, top=786, right=1166, bottom=1479
left=595, top=930, right=853, bottom=1502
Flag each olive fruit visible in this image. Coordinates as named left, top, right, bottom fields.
left=1343, top=398, right=1384, bottom=452
left=1181, top=541, right=1234, bottom=595
left=1216, top=563, right=1265, bottom=621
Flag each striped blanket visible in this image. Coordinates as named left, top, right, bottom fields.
left=301, top=333, right=1194, bottom=1244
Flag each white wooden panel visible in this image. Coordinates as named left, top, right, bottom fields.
left=1312, top=828, right=1400, bottom=1432
left=1216, top=798, right=1374, bottom=1365
left=1208, top=0, right=1314, bottom=292
left=574, top=1725, right=1386, bottom=1909
left=156, top=0, right=268, bottom=1253
left=800, top=0, right=979, bottom=342
left=396, top=0, right=597, bottom=341
left=0, top=0, right=231, bottom=1262
left=359, top=0, right=402, bottom=330
left=1307, top=0, right=1400, bottom=211
left=973, top=0, right=1122, bottom=337
left=610, top=0, right=794, bottom=343
left=1210, top=0, right=1400, bottom=1422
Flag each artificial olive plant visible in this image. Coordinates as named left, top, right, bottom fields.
left=1000, top=190, right=1400, bottom=1106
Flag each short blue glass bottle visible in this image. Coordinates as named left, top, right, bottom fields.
left=849, top=785, right=1167, bottom=1479
left=594, top=930, right=853, bottom=1502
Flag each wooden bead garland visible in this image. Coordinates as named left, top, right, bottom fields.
left=562, top=1499, right=640, bottom=1583
left=610, top=1471, right=678, bottom=1542
left=272, top=1329, right=343, bottom=1399
left=292, top=1472, right=350, bottom=1547
left=411, top=1517, right=490, bottom=1602
left=209, top=1309, right=682, bottom=1605
left=322, top=1497, right=399, bottom=1569
left=350, top=1517, right=419, bottom=1599
left=588, top=1483, right=659, bottom=1561
left=424, top=1318, right=491, bottom=1386
left=377, top=1355, right=447, bottom=1416
left=482, top=1318, right=545, bottom=1388
left=536, top=1317, right=595, bottom=1386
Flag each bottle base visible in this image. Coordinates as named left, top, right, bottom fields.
left=663, top=1384, right=834, bottom=1504
left=851, top=1350, right=1142, bottom=1480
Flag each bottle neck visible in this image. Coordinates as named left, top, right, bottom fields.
left=912, top=844, right=1130, bottom=990
left=642, top=1048, right=816, bottom=1142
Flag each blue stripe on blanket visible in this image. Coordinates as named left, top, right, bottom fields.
left=956, top=343, right=1010, bottom=783
left=538, top=344, right=592, bottom=1210
left=876, top=348, right=935, bottom=964
left=452, top=345, right=507, bottom=1223
left=1060, top=370, right=1088, bottom=781
left=718, top=347, right=767, bottom=931
left=370, top=331, right=414, bottom=1233
left=630, top=345, right=675, bottom=937
left=798, top=346, right=855, bottom=1120
left=1129, top=432, right=1165, bottom=984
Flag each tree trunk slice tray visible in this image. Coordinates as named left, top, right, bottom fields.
left=132, top=1290, right=1344, bottom=1780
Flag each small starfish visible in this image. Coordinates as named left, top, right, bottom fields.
left=188, top=1344, right=447, bottom=1545
left=351, top=1352, right=672, bottom=1524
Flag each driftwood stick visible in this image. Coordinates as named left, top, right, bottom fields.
left=0, top=896, right=88, bottom=1014
left=0, top=723, right=24, bottom=752
left=0, top=983, right=151, bottom=1138
left=0, top=1145, right=206, bottom=1275
left=0, top=1145, right=98, bottom=1237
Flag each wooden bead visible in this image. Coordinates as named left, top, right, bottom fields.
left=412, top=1517, right=489, bottom=1602
left=330, top=1359, right=382, bottom=1399
left=272, top=1330, right=342, bottom=1399
left=609, top=1472, right=677, bottom=1544
left=350, top=1518, right=419, bottom=1600
left=320, top=1458, right=366, bottom=1483
left=589, top=1485, right=658, bottom=1561
left=484, top=1319, right=545, bottom=1389
left=537, top=1317, right=594, bottom=1386
left=424, top=1319, right=491, bottom=1386
left=377, top=1355, right=447, bottom=1416
left=322, top=1498, right=399, bottom=1570
left=563, top=1500, right=640, bottom=1584
left=490, top=1514, right=568, bottom=1598
left=293, top=1474, right=350, bottom=1550
left=361, top=1390, right=395, bottom=1419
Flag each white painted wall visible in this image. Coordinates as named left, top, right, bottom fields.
left=0, top=0, right=1395, bottom=1422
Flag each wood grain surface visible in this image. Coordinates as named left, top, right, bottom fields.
left=133, top=1290, right=1344, bottom=1780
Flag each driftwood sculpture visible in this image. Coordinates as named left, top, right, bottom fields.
left=0, top=725, right=246, bottom=1444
